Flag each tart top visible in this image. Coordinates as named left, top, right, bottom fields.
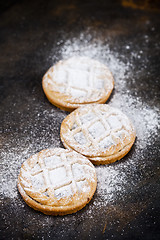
left=18, top=148, right=97, bottom=209
left=60, top=104, right=136, bottom=157
left=42, top=56, right=114, bottom=107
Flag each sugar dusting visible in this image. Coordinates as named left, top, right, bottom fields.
left=1, top=31, right=159, bottom=222
left=59, top=34, right=129, bottom=89
left=58, top=34, right=159, bottom=208
left=0, top=108, right=67, bottom=201
left=44, top=56, right=114, bottom=103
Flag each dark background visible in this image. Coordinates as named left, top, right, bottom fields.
left=0, top=0, right=160, bottom=239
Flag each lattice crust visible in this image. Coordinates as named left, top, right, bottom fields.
left=42, top=57, right=114, bottom=110
left=18, top=148, right=97, bottom=215
left=60, top=104, right=136, bottom=163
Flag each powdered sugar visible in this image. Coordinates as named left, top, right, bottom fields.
left=0, top=108, right=67, bottom=200
left=109, top=94, right=159, bottom=149
left=55, top=33, right=159, bottom=207
left=17, top=148, right=96, bottom=203
left=1, top=32, right=159, bottom=218
left=1, top=144, right=34, bottom=200
left=49, top=167, right=67, bottom=186
left=58, top=32, right=159, bottom=148
left=61, top=104, right=135, bottom=155
left=89, top=121, right=106, bottom=139
left=58, top=32, right=130, bottom=86
left=43, top=56, right=114, bottom=103
left=54, top=184, right=72, bottom=199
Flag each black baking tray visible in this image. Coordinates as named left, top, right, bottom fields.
left=0, top=0, right=160, bottom=239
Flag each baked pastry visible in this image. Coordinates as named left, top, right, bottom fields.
left=17, top=148, right=97, bottom=215
left=42, top=56, right=114, bottom=111
left=60, top=104, right=136, bottom=165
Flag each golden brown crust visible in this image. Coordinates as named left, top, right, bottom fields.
left=42, top=57, right=114, bottom=112
left=17, top=148, right=97, bottom=215
left=60, top=104, right=136, bottom=164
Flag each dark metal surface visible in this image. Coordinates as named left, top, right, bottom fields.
left=0, top=0, right=160, bottom=239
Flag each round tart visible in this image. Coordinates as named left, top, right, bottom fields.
left=17, top=148, right=97, bottom=215
left=60, top=104, right=136, bottom=165
left=42, top=56, right=114, bottom=111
